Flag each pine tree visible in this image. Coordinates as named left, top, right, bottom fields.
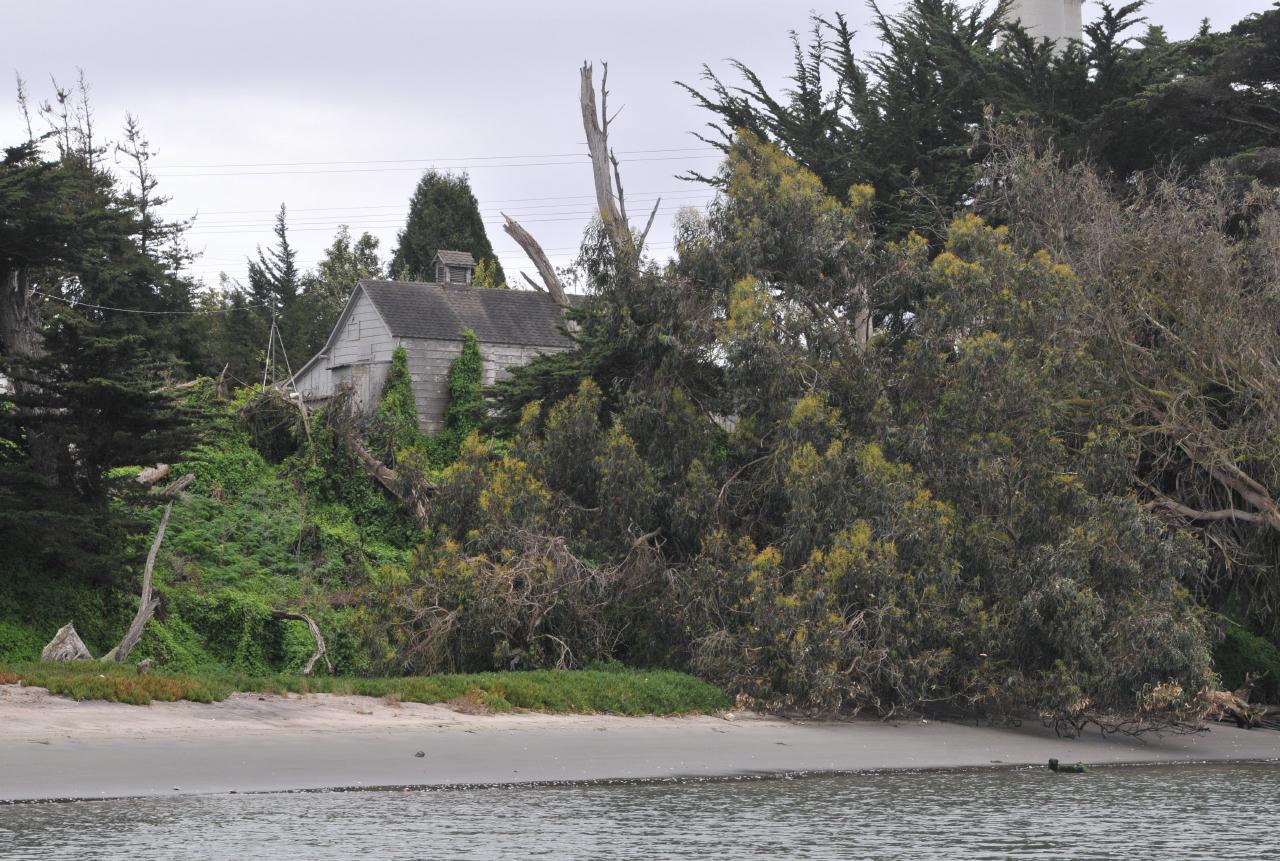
left=389, top=171, right=504, bottom=284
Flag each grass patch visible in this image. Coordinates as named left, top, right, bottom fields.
left=0, top=662, right=731, bottom=715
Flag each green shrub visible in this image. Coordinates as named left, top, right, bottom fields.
left=1216, top=622, right=1280, bottom=702
left=0, top=620, right=43, bottom=663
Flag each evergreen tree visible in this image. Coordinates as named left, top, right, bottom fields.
left=389, top=171, right=504, bottom=284
left=246, top=204, right=300, bottom=318
left=0, top=82, right=197, bottom=584
left=679, top=0, right=1270, bottom=246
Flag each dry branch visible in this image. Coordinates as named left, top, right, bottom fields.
left=272, top=611, right=333, bottom=675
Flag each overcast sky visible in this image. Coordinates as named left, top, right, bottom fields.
left=6, top=1, right=1270, bottom=289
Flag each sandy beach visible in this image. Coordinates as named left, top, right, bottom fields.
left=1, top=683, right=1276, bottom=802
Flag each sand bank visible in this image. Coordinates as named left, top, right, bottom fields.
left=1, top=684, right=1276, bottom=801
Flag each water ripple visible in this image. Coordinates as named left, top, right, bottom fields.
left=1, top=763, right=1277, bottom=860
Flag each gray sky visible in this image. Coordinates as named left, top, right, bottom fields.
left=6, top=1, right=1270, bottom=288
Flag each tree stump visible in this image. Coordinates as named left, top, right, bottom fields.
left=41, top=623, right=93, bottom=662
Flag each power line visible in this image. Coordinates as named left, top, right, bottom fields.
left=161, top=154, right=720, bottom=179
left=189, top=186, right=708, bottom=215
left=158, top=146, right=716, bottom=170
left=185, top=205, right=703, bottom=237
left=187, top=191, right=716, bottom=228
left=34, top=289, right=270, bottom=316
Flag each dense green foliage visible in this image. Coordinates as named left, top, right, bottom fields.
left=0, top=84, right=199, bottom=587
left=4, top=3, right=1280, bottom=728
left=389, top=171, right=504, bottom=284
left=444, top=329, right=484, bottom=439
left=0, top=661, right=729, bottom=713
left=682, top=1, right=1280, bottom=249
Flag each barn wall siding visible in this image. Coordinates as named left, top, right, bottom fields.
left=292, top=353, right=335, bottom=399
left=401, top=338, right=567, bottom=433
left=330, top=295, right=395, bottom=367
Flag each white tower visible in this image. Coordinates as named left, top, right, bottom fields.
left=1010, top=0, right=1084, bottom=47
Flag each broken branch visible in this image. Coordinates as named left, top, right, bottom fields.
left=502, top=214, right=569, bottom=308
left=272, top=611, right=333, bottom=675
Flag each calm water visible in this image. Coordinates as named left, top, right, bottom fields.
left=1, top=764, right=1277, bottom=860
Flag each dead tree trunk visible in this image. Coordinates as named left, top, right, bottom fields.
left=105, top=498, right=175, bottom=663
left=505, top=61, right=658, bottom=300
left=272, top=611, right=333, bottom=675
left=579, top=62, right=661, bottom=260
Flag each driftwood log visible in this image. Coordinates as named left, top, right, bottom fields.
left=1205, top=686, right=1265, bottom=728
left=272, top=611, right=333, bottom=675
left=40, top=622, right=93, bottom=662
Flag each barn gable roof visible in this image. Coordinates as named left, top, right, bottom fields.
left=359, top=280, right=573, bottom=348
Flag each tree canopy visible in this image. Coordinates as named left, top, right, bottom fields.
left=389, top=171, right=504, bottom=285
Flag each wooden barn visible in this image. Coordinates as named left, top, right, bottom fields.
left=287, top=251, right=572, bottom=433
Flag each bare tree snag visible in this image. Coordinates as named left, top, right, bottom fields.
left=41, top=623, right=92, bottom=662
left=581, top=62, right=626, bottom=243
left=272, top=611, right=333, bottom=675
left=106, top=500, right=173, bottom=663
left=215, top=363, right=230, bottom=400
left=502, top=214, right=569, bottom=308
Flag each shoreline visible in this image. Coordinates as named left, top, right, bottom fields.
left=3, top=684, right=1277, bottom=802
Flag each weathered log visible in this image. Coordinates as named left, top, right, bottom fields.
left=136, top=463, right=171, bottom=486
left=1204, top=688, right=1263, bottom=728
left=272, top=611, right=333, bottom=675
left=347, top=430, right=431, bottom=524
left=108, top=500, right=173, bottom=664
left=41, top=622, right=93, bottom=662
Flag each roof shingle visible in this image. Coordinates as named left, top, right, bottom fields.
left=359, top=280, right=573, bottom=348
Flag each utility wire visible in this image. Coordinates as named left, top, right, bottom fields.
left=33, top=289, right=270, bottom=316
left=193, top=186, right=708, bottom=215
left=158, top=146, right=716, bottom=170
left=162, top=154, right=719, bottom=178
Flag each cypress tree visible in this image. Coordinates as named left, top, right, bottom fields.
left=389, top=171, right=504, bottom=284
